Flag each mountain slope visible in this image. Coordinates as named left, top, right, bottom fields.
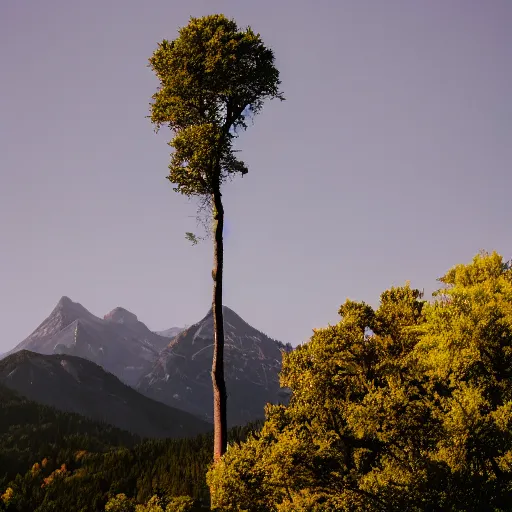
left=8, top=297, right=171, bottom=386
left=0, top=382, right=138, bottom=489
left=138, top=306, right=292, bottom=427
left=0, top=350, right=212, bottom=439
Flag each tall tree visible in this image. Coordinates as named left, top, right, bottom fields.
left=148, top=14, right=283, bottom=460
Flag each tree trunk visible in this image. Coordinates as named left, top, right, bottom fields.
left=212, top=189, right=227, bottom=461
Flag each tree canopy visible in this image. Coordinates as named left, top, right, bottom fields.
left=149, top=14, right=284, bottom=198
left=207, top=251, right=512, bottom=511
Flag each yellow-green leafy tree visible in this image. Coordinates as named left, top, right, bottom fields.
left=207, top=252, right=512, bottom=511
left=148, top=14, right=283, bottom=461
left=413, top=251, right=512, bottom=509
left=105, top=493, right=135, bottom=512
left=105, top=494, right=195, bottom=512
left=0, top=488, right=14, bottom=510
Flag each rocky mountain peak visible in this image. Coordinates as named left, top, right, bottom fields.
left=51, top=296, right=95, bottom=322
left=104, top=307, right=139, bottom=325
left=138, top=305, right=291, bottom=426
left=7, top=299, right=170, bottom=387
left=8, top=297, right=96, bottom=355
left=57, top=295, right=73, bottom=306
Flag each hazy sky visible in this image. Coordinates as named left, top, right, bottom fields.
left=1, top=0, right=511, bottom=352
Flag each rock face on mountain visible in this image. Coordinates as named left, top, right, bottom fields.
left=138, top=306, right=292, bottom=427
left=8, top=297, right=171, bottom=386
left=103, top=307, right=170, bottom=352
left=0, top=350, right=212, bottom=439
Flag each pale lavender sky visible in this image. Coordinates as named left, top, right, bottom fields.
left=1, top=0, right=511, bottom=352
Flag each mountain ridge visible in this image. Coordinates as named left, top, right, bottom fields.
left=7, top=297, right=171, bottom=386
left=138, top=305, right=292, bottom=426
left=6, top=297, right=293, bottom=427
left=0, top=350, right=212, bottom=439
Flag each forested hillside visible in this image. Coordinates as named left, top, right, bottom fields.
left=0, top=386, right=257, bottom=511
left=0, top=385, right=138, bottom=491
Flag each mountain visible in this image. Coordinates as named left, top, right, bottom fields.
left=103, top=306, right=170, bottom=352
left=155, top=326, right=184, bottom=338
left=138, top=306, right=292, bottom=427
left=0, top=350, right=212, bottom=439
left=8, top=297, right=171, bottom=386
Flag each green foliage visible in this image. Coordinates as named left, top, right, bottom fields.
left=106, top=493, right=135, bottom=512
left=0, top=395, right=258, bottom=512
left=0, top=384, right=138, bottom=491
left=130, top=494, right=195, bottom=512
left=208, top=252, right=512, bottom=511
left=135, top=495, right=162, bottom=512
left=165, top=496, right=196, bottom=512
left=185, top=232, right=199, bottom=246
left=1, top=487, right=13, bottom=508
left=413, top=251, right=512, bottom=499
left=148, top=13, right=283, bottom=197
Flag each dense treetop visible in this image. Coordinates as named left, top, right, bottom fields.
left=208, top=252, right=512, bottom=511
left=148, top=14, right=284, bottom=197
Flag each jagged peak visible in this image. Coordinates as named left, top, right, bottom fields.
left=189, top=305, right=260, bottom=332
left=48, top=296, right=96, bottom=324
left=170, top=305, right=286, bottom=351
left=104, top=307, right=138, bottom=325
left=202, top=305, right=238, bottom=319
left=52, top=296, right=89, bottom=314
left=222, top=305, right=248, bottom=322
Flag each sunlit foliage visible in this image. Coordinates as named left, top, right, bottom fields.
left=208, top=252, right=512, bottom=511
